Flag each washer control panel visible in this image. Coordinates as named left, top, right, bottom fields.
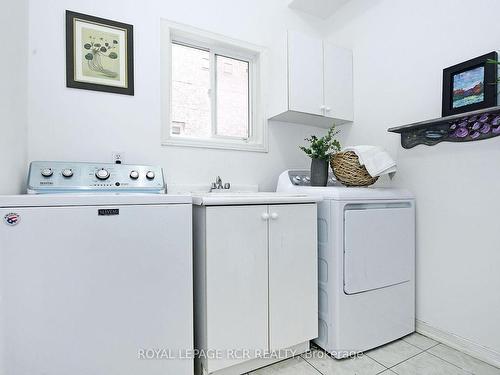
left=287, top=170, right=341, bottom=186
left=27, top=161, right=166, bottom=194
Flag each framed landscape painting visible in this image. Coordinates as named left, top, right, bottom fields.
left=66, top=11, right=134, bottom=95
left=442, top=52, right=497, bottom=117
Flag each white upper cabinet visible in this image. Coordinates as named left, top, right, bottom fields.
left=288, top=31, right=324, bottom=116
left=323, top=41, right=353, bottom=122
left=269, top=30, right=353, bottom=128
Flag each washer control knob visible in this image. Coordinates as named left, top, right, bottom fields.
left=146, top=171, right=155, bottom=180
left=95, top=168, right=110, bottom=180
left=129, top=170, right=139, bottom=180
left=62, top=169, right=73, bottom=178
left=41, top=168, right=53, bottom=177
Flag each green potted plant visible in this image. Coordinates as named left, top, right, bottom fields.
left=300, top=125, right=341, bottom=186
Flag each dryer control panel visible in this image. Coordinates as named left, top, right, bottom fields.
left=27, top=161, right=166, bottom=194
left=286, top=170, right=340, bottom=186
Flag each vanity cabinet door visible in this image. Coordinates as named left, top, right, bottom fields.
left=268, top=204, right=318, bottom=350
left=205, top=205, right=269, bottom=373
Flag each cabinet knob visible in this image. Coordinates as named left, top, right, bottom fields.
left=270, top=212, right=279, bottom=220
left=261, top=213, right=270, bottom=220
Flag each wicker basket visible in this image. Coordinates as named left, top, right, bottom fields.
left=331, top=151, right=379, bottom=187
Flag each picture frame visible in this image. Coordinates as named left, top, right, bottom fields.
left=442, top=51, right=497, bottom=117
left=66, top=10, right=134, bottom=95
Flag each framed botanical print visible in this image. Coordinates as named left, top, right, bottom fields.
left=66, top=10, right=134, bottom=95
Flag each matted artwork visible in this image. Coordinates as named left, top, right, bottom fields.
left=66, top=11, right=134, bottom=95
left=452, top=66, right=485, bottom=109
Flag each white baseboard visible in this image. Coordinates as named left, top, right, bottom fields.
left=416, top=319, right=500, bottom=368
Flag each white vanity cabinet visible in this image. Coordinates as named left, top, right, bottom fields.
left=193, top=197, right=318, bottom=375
left=270, top=30, right=353, bottom=128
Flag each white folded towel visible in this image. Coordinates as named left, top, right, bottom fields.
left=343, top=145, right=396, bottom=177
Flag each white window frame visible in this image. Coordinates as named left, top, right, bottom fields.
left=161, top=19, right=268, bottom=152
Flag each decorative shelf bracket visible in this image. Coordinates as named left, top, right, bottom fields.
left=388, top=106, right=500, bottom=149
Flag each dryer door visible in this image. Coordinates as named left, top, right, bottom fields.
left=344, top=204, right=414, bottom=295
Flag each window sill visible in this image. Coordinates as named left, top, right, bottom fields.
left=162, top=137, right=268, bottom=153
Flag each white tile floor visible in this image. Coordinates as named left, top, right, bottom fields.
left=248, top=333, right=500, bottom=375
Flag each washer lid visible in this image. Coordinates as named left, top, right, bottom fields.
left=0, top=194, right=192, bottom=208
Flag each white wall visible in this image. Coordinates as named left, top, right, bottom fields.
left=325, top=0, right=500, bottom=355
left=25, top=0, right=500, bottom=359
left=0, top=1, right=28, bottom=372
left=0, top=1, right=28, bottom=194
left=27, top=0, right=337, bottom=191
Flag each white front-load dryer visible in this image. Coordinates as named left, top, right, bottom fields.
left=277, top=170, right=415, bottom=358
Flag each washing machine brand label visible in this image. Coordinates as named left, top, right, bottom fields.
left=98, top=209, right=119, bottom=216
left=4, top=213, right=20, bottom=226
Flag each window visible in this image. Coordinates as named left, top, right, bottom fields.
left=161, top=20, right=267, bottom=152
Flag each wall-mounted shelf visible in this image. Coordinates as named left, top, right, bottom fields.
left=388, top=106, right=500, bottom=149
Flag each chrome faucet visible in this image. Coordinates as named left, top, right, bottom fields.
left=210, top=176, right=231, bottom=191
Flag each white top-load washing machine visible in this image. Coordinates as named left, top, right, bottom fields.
left=0, top=161, right=193, bottom=375
left=277, top=170, right=415, bottom=358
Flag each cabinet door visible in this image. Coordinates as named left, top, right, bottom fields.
left=323, top=42, right=353, bottom=121
left=268, top=204, right=318, bottom=350
left=205, top=205, right=269, bottom=373
left=288, top=30, right=324, bottom=116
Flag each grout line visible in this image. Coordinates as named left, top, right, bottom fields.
left=384, top=335, right=443, bottom=373
left=400, top=339, right=430, bottom=351
left=368, top=350, right=425, bottom=370
left=385, top=351, right=427, bottom=372
left=375, top=367, right=391, bottom=374
left=300, top=355, right=327, bottom=375
left=363, top=334, right=444, bottom=371
left=424, top=349, right=475, bottom=375
left=422, top=342, right=441, bottom=351
left=303, top=346, right=391, bottom=374
left=300, top=347, right=335, bottom=375
left=401, top=337, right=441, bottom=352
left=301, top=346, right=390, bottom=375
left=364, top=354, right=390, bottom=370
